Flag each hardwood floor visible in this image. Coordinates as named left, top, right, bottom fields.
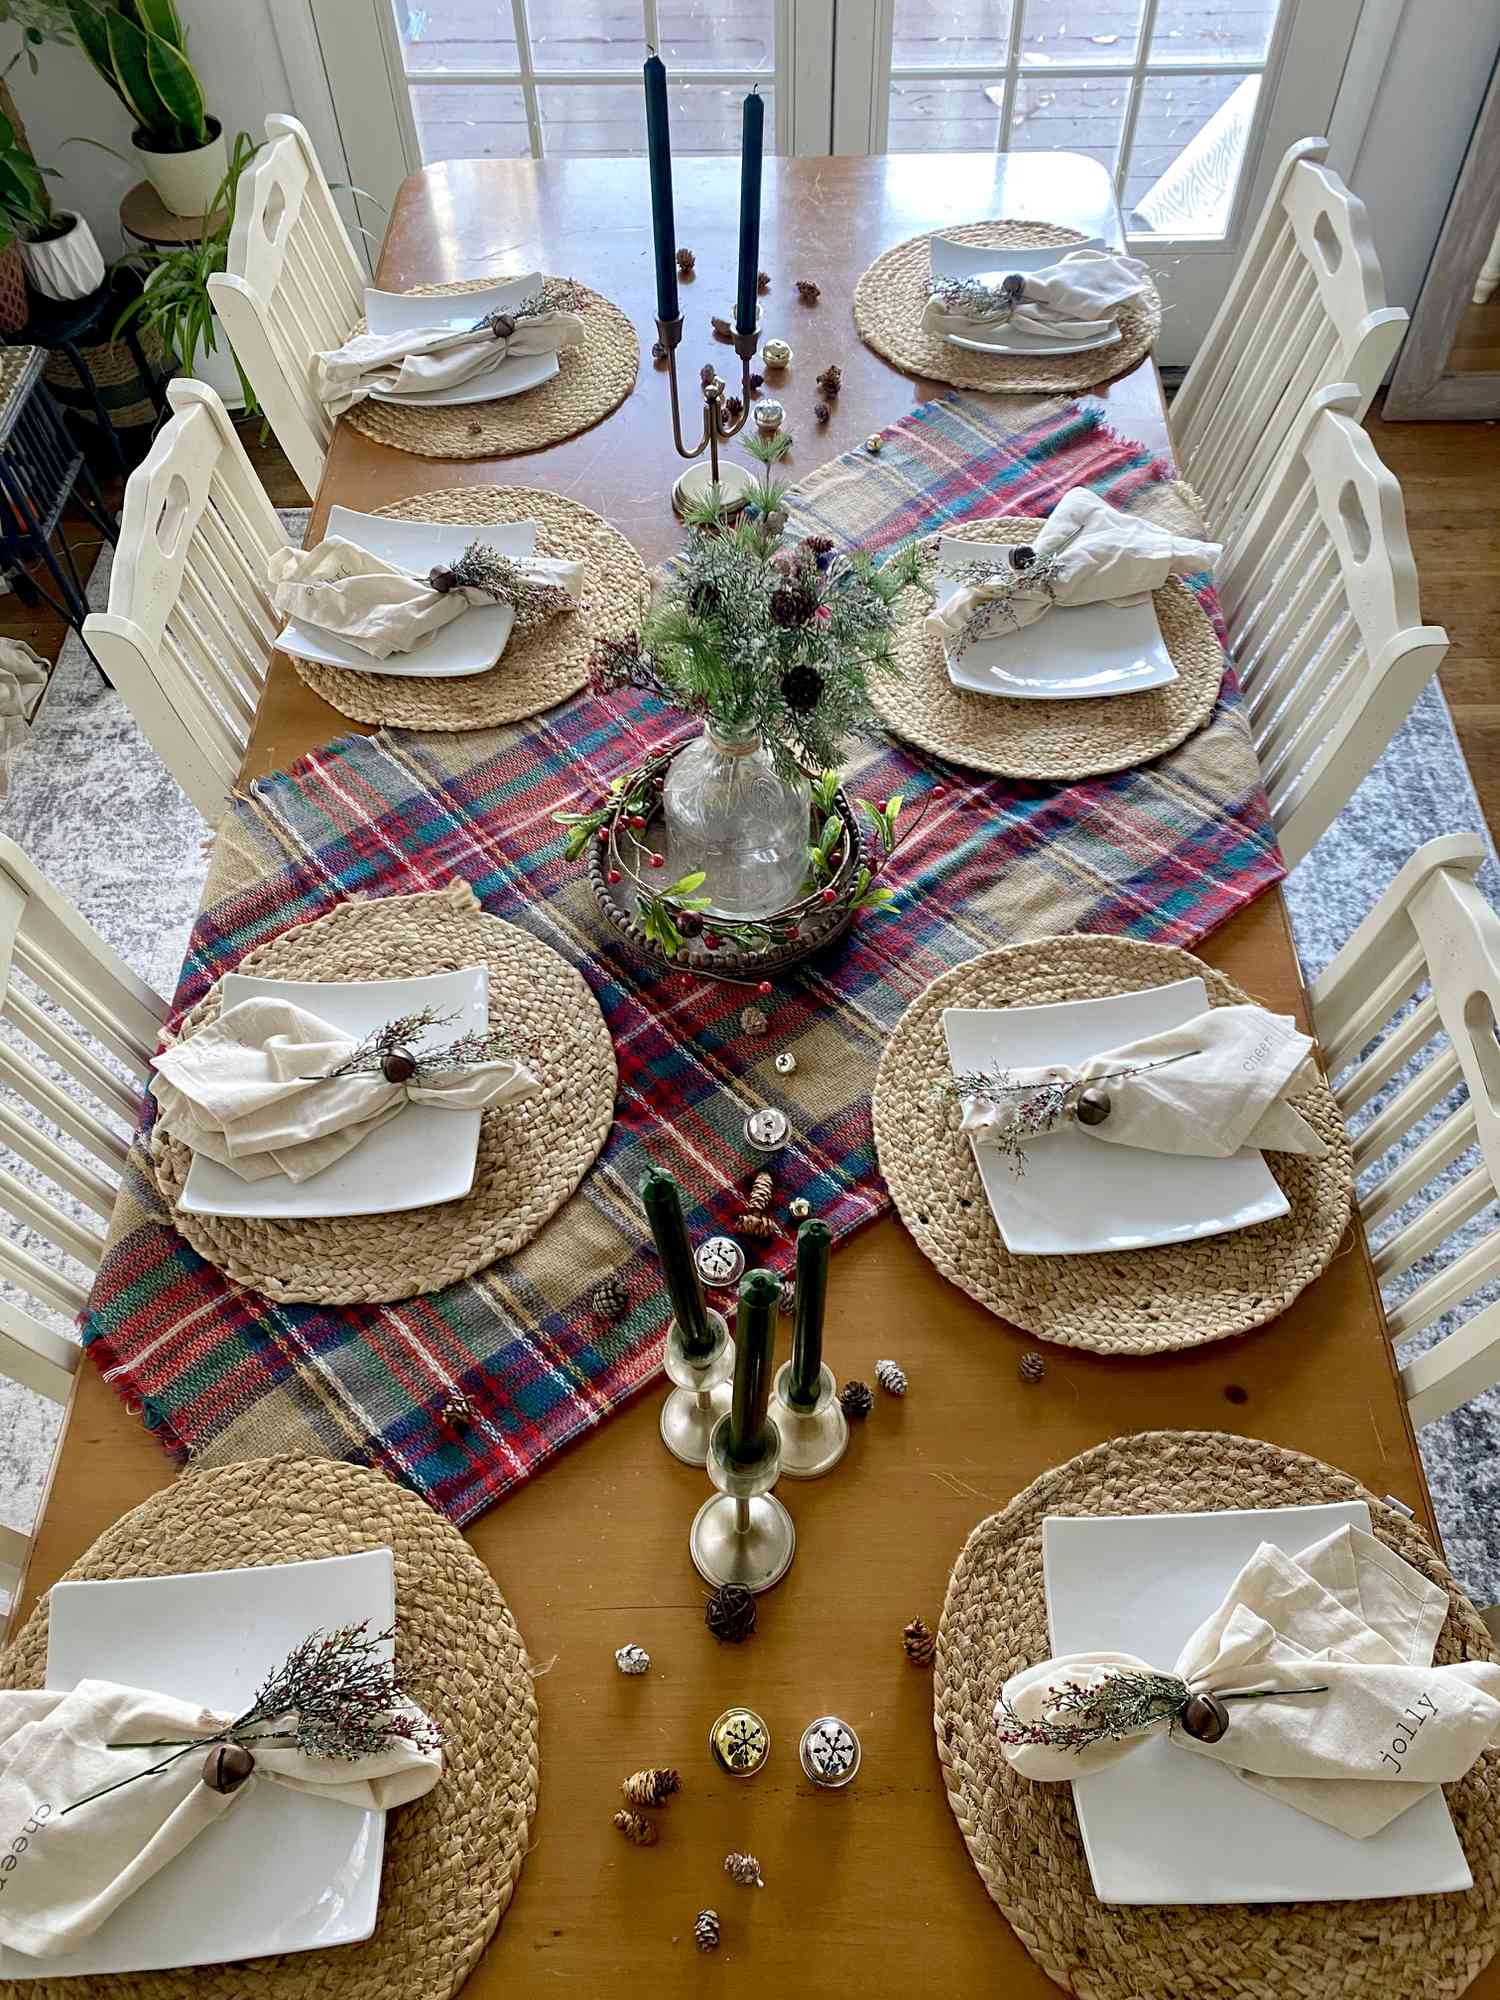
left=5, top=396, right=1498, bottom=834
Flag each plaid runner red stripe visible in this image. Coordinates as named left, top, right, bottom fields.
left=80, top=395, right=1284, bottom=1525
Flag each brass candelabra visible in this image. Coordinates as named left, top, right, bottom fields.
left=656, top=314, right=761, bottom=516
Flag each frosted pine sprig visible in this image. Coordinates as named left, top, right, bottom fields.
left=995, top=1669, right=1192, bottom=1754
left=310, top=1006, right=524, bottom=1080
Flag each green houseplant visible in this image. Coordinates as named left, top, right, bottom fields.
left=64, top=0, right=225, bottom=217
left=0, top=104, right=104, bottom=300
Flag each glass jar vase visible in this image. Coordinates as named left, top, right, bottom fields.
left=663, top=730, right=810, bottom=920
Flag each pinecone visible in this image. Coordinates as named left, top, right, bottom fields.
left=613, top=1808, right=658, bottom=1846
left=676, top=246, right=696, bottom=276
left=724, top=1850, right=764, bottom=1887
left=749, top=371, right=765, bottom=392
left=590, top=1274, right=629, bottom=1323
left=1019, top=1350, right=1047, bottom=1384
left=903, top=1616, right=936, bottom=1668
left=780, top=663, right=825, bottom=714
left=705, top=1581, right=757, bottom=1643
left=875, top=1357, right=908, bottom=1396
left=740, top=1005, right=769, bottom=1037
left=796, top=279, right=820, bottom=305
left=816, top=364, right=842, bottom=397
left=651, top=339, right=668, bottom=363
left=695, top=1909, right=721, bottom=1952
left=747, top=1170, right=774, bottom=1213
left=711, top=314, right=733, bottom=339
left=813, top=400, right=830, bottom=424
left=769, top=582, right=817, bottom=629
left=724, top=393, right=744, bottom=424
left=614, top=1642, right=650, bottom=1675
left=622, top=1766, right=681, bottom=1808
left=778, top=1277, right=796, bottom=1317
left=757, top=268, right=771, bottom=294
left=438, top=1393, right=473, bottom=1431
left=840, top=1378, right=874, bottom=1421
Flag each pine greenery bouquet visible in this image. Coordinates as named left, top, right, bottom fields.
left=592, top=433, right=919, bottom=780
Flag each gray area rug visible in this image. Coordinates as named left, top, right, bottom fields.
left=0, top=514, right=1496, bottom=1606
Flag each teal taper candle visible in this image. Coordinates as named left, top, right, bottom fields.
left=787, top=1219, right=830, bottom=1409
left=641, top=1169, right=712, bottom=1357
left=727, top=1268, right=779, bottom=1462
left=733, top=87, right=764, bottom=335
left=644, top=53, right=678, bottom=321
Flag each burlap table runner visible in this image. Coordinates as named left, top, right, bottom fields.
left=937, top=1429, right=1500, bottom=1999
left=340, top=277, right=637, bottom=460
left=0, top=1455, right=538, bottom=2000
left=874, top=934, right=1351, bottom=1353
left=149, top=880, right=616, bottom=1305
left=286, top=486, right=648, bottom=732
left=854, top=220, right=1161, bottom=393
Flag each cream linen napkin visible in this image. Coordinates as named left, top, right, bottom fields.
left=316, top=301, right=585, bottom=415
left=923, top=247, right=1152, bottom=344
left=0, top=638, right=46, bottom=752
left=151, top=993, right=540, bottom=1183
left=269, top=535, right=585, bottom=661
left=926, top=487, right=1220, bottom=652
left=958, top=1002, right=1328, bottom=1160
left=0, top=1678, right=440, bottom=1958
left=998, top=1524, right=1500, bottom=1838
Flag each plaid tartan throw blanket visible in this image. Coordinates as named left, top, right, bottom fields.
left=81, top=395, right=1283, bottom=1525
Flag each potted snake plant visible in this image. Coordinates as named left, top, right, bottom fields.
left=0, top=106, right=103, bottom=300
left=64, top=0, right=224, bottom=217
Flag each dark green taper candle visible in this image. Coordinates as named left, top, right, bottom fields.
left=787, top=1219, right=830, bottom=1410
left=728, top=1268, right=779, bottom=1463
left=641, top=1169, right=713, bottom=1358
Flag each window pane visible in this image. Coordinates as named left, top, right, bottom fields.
left=891, top=0, right=1013, bottom=68
left=658, top=0, right=774, bottom=70
left=395, top=1, right=518, bottom=76
left=1151, top=0, right=1281, bottom=65
left=1020, top=0, right=1145, bottom=66
left=410, top=82, right=529, bottom=160
left=1011, top=73, right=1127, bottom=175
left=536, top=80, right=772, bottom=155
left=1123, top=73, right=1261, bottom=237
left=888, top=76, right=1001, bottom=151
left=528, top=0, right=640, bottom=71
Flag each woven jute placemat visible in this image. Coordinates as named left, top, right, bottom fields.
left=936, top=1429, right=1500, bottom=1999
left=873, top=935, right=1352, bottom=1353
left=874, top=517, right=1222, bottom=781
left=0, top=1455, right=538, bottom=2000
left=340, top=277, right=637, bottom=460
left=287, top=486, right=648, bottom=731
left=151, top=880, right=617, bottom=1305
left=853, top=220, right=1161, bottom=394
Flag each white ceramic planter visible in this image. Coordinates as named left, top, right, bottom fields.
left=20, top=212, right=105, bottom=302
left=133, top=119, right=228, bottom=219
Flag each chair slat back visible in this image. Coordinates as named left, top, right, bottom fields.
left=1309, top=836, right=1500, bottom=1430
left=208, top=114, right=364, bottom=496
left=1170, top=139, right=1408, bottom=543
left=83, top=380, right=289, bottom=824
left=1215, top=384, right=1449, bottom=870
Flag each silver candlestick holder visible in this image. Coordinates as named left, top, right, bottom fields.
left=768, top=1360, right=847, bottom=1479
left=689, top=1412, right=795, bottom=1594
left=660, top=1307, right=735, bottom=1467
left=657, top=313, right=760, bottom=517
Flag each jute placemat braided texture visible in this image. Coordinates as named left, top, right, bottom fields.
left=937, top=1430, right=1500, bottom=2000
left=150, top=881, right=617, bottom=1305
left=0, top=1456, right=538, bottom=2000
left=340, top=277, right=637, bottom=460
left=287, top=486, right=649, bottom=732
left=873, top=935, right=1352, bottom=1353
left=878, top=513, right=1222, bottom=780
left=853, top=221, right=1161, bottom=393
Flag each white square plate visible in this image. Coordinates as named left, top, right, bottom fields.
left=179, top=965, right=487, bottom=1219
left=934, top=533, right=1179, bottom=700
left=363, top=272, right=560, bottom=405
left=929, top=233, right=1119, bottom=356
left=278, top=507, right=535, bottom=680
left=0, top=1550, right=396, bottom=1977
left=1043, top=1505, right=1472, bottom=1903
left=941, top=976, right=1288, bottom=1255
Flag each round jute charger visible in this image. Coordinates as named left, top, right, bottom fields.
left=340, top=277, right=637, bottom=460
left=151, top=881, right=617, bottom=1305
left=0, top=1456, right=538, bottom=2000
left=875, top=519, right=1224, bottom=781
left=873, top=935, right=1353, bottom=1353
left=287, top=486, right=649, bottom=731
left=853, top=220, right=1161, bottom=394
left=936, top=1430, right=1500, bottom=2000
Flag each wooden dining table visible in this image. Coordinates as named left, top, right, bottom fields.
left=20, top=153, right=1469, bottom=1997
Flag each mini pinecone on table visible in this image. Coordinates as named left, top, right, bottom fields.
left=875, top=1357, right=907, bottom=1396
left=778, top=1277, right=796, bottom=1316
left=676, top=247, right=696, bottom=275
left=614, top=1642, right=650, bottom=1675
left=705, top=1580, right=758, bottom=1643
left=902, top=1616, right=936, bottom=1668
left=695, top=1909, right=721, bottom=1953
left=795, top=279, right=820, bottom=305
left=622, top=1766, right=681, bottom=1808
left=757, top=268, right=771, bottom=294
left=740, top=1004, right=769, bottom=1036
left=590, top=1274, right=630, bottom=1323
left=840, top=1378, right=874, bottom=1421
left=816, top=363, right=842, bottom=397
left=813, top=401, right=830, bottom=423
left=1019, top=1350, right=1047, bottom=1384
left=724, top=1850, right=764, bottom=1888
left=613, top=1808, right=658, bottom=1846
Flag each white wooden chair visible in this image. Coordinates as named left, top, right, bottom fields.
left=1215, top=381, right=1449, bottom=872
left=1170, top=137, right=1408, bottom=545
left=208, top=112, right=365, bottom=498
left=0, top=834, right=168, bottom=1611
left=83, top=378, right=289, bottom=825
